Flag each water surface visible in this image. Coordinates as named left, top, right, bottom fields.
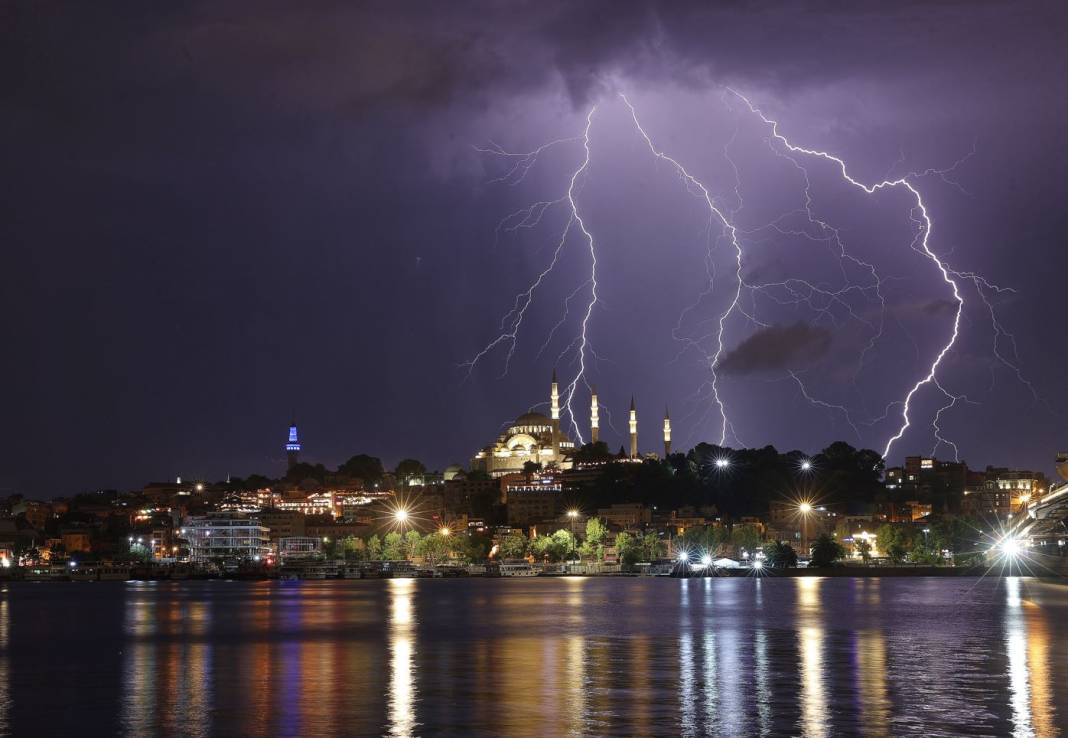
left=2, top=576, right=1065, bottom=736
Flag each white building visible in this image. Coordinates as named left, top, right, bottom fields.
left=184, top=513, right=271, bottom=564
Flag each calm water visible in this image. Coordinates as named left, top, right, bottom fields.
left=1, top=576, right=1066, bottom=737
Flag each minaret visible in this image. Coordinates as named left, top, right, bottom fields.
left=629, top=396, right=638, bottom=459
left=590, top=386, right=600, bottom=444
left=285, top=420, right=302, bottom=469
left=550, top=369, right=561, bottom=455
left=663, top=407, right=672, bottom=457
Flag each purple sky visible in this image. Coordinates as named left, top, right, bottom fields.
left=3, top=1, right=1067, bottom=496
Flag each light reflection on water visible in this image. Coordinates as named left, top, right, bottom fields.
left=3, top=576, right=1068, bottom=737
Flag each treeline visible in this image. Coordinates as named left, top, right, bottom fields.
left=570, top=440, right=886, bottom=519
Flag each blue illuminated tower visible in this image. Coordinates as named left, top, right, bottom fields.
left=285, top=420, right=301, bottom=469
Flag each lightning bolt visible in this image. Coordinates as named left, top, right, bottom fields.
left=620, top=93, right=743, bottom=446
left=727, top=89, right=965, bottom=459
left=466, top=87, right=1038, bottom=464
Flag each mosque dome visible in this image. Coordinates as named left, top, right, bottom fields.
left=514, top=412, right=551, bottom=427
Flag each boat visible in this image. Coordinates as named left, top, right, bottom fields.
left=98, top=565, right=132, bottom=581
left=70, top=566, right=99, bottom=582
left=499, top=559, right=537, bottom=577
left=23, top=566, right=54, bottom=581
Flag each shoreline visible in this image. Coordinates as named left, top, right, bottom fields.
left=3, top=565, right=1062, bottom=582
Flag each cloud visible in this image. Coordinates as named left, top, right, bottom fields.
left=718, top=321, right=832, bottom=375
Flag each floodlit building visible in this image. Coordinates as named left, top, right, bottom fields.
left=184, top=513, right=271, bottom=564
left=472, top=371, right=671, bottom=476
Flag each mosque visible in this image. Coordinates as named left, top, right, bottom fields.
left=471, top=370, right=672, bottom=477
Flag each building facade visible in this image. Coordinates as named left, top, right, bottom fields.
left=184, top=513, right=271, bottom=564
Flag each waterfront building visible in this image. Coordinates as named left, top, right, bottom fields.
left=278, top=536, right=322, bottom=560
left=257, top=509, right=306, bottom=540
left=596, top=503, right=651, bottom=530
left=184, top=513, right=271, bottom=564
left=963, top=467, right=1049, bottom=519
left=504, top=473, right=563, bottom=528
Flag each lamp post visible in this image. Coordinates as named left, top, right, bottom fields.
left=567, top=510, right=579, bottom=565
left=799, top=502, right=812, bottom=558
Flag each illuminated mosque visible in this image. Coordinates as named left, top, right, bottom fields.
left=471, top=371, right=671, bottom=477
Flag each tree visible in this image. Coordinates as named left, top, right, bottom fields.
left=341, top=536, right=366, bottom=561
left=381, top=532, right=405, bottom=561
left=532, top=530, right=575, bottom=562
left=404, top=531, right=423, bottom=559
left=856, top=539, right=872, bottom=563
left=285, top=462, right=327, bottom=485
left=522, top=460, right=542, bottom=475
left=573, top=441, right=613, bottom=464
left=337, top=454, right=385, bottom=486
left=639, top=532, right=665, bottom=562
left=394, top=459, right=426, bottom=482
left=876, top=524, right=911, bottom=563
left=579, top=518, right=608, bottom=560
left=499, top=532, right=529, bottom=559
left=763, top=541, right=798, bottom=568
left=366, top=534, right=383, bottom=561
left=729, top=524, right=763, bottom=555
left=810, top=534, right=845, bottom=567
left=615, top=532, right=638, bottom=568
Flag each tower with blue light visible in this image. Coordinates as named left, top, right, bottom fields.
left=285, top=421, right=301, bottom=469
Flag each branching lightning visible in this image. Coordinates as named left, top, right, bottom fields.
left=464, top=87, right=1039, bottom=463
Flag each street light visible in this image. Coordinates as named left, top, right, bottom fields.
left=799, top=502, right=813, bottom=556
left=715, top=458, right=730, bottom=469
left=800, top=460, right=812, bottom=472
left=395, top=509, right=409, bottom=523
left=439, top=526, right=451, bottom=537
left=566, top=510, right=579, bottom=564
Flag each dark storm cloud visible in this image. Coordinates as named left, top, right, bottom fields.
left=9, top=0, right=1054, bottom=121
left=718, top=322, right=831, bottom=375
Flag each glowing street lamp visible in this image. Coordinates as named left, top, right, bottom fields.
left=394, top=509, right=409, bottom=524
left=439, top=526, right=451, bottom=537
left=715, top=458, right=730, bottom=469
left=752, top=558, right=763, bottom=570
left=800, top=460, right=812, bottom=472
left=566, top=510, right=580, bottom=563
left=798, top=501, right=813, bottom=555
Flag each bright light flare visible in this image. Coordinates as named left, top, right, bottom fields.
left=715, top=458, right=730, bottom=469
left=752, top=558, right=763, bottom=570
left=700, top=553, right=713, bottom=566
left=395, top=509, right=409, bottom=523
left=799, top=502, right=813, bottom=514
left=800, top=460, right=812, bottom=471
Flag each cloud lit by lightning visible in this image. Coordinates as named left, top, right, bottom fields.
left=465, top=87, right=1040, bottom=462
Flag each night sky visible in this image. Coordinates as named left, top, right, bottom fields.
left=3, top=1, right=1067, bottom=497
